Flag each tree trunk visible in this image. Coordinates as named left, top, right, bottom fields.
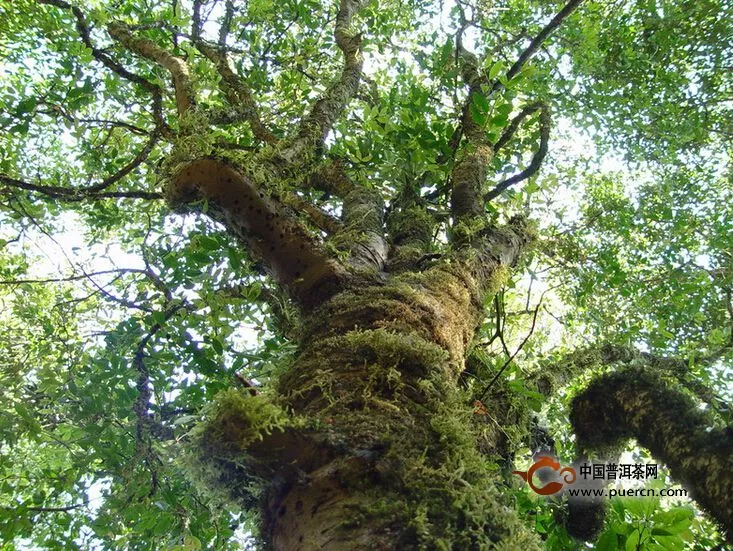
left=184, top=232, right=542, bottom=549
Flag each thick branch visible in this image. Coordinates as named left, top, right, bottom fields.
left=385, top=184, right=436, bottom=272
left=108, top=21, right=195, bottom=116
left=277, top=0, right=365, bottom=164
left=218, top=0, right=235, bottom=47
left=306, top=160, right=357, bottom=197
left=461, top=216, right=535, bottom=297
left=282, top=193, right=343, bottom=234
left=335, top=186, right=388, bottom=272
left=168, top=158, right=348, bottom=306
left=571, top=368, right=733, bottom=539
left=450, top=46, right=493, bottom=222
left=535, top=343, right=725, bottom=411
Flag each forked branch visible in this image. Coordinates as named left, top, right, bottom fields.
left=278, top=0, right=366, bottom=164
left=37, top=0, right=170, bottom=134
left=168, top=159, right=348, bottom=306
left=196, top=42, right=278, bottom=144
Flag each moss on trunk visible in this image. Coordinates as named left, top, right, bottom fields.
left=182, top=259, right=542, bottom=549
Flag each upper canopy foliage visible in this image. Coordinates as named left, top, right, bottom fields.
left=0, top=0, right=730, bottom=548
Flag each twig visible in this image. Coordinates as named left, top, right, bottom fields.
left=476, top=295, right=543, bottom=402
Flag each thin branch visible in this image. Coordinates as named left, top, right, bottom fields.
left=195, top=42, right=278, bottom=144
left=0, top=174, right=163, bottom=202
left=476, top=295, right=543, bottom=402
left=132, top=302, right=187, bottom=494
left=491, top=0, right=586, bottom=94
left=86, top=132, right=160, bottom=193
left=37, top=0, right=170, bottom=135
left=2, top=502, right=86, bottom=513
left=0, top=267, right=153, bottom=286
left=484, top=103, right=551, bottom=202
left=493, top=101, right=545, bottom=153
left=40, top=103, right=149, bottom=135
left=443, top=0, right=583, bottom=194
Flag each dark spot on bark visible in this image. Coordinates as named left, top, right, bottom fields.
left=278, top=506, right=287, bottom=518
left=295, top=271, right=301, bottom=277
left=256, top=209, right=262, bottom=214
left=295, top=500, right=303, bottom=512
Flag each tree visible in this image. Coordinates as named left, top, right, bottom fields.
left=0, top=0, right=731, bottom=548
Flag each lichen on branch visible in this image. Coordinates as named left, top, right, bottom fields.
left=107, top=20, right=195, bottom=115
left=277, top=0, right=366, bottom=165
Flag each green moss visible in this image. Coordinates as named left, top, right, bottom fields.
left=387, top=206, right=435, bottom=247
left=365, top=381, right=543, bottom=549
left=484, top=264, right=510, bottom=296
left=451, top=217, right=488, bottom=243
left=178, top=389, right=292, bottom=506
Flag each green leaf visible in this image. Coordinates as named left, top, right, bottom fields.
left=469, top=102, right=486, bottom=126
left=595, top=530, right=619, bottom=551
left=488, top=60, right=505, bottom=80
left=211, top=336, right=224, bottom=354
left=489, top=114, right=509, bottom=128
left=625, top=528, right=641, bottom=551
left=15, top=97, right=36, bottom=115
left=496, top=103, right=513, bottom=116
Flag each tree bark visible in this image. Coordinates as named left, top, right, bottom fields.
left=184, top=220, right=539, bottom=549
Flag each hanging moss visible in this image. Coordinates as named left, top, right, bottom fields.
left=179, top=389, right=294, bottom=506
left=363, top=382, right=544, bottom=550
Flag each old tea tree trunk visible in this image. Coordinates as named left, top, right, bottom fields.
left=63, top=0, right=729, bottom=547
